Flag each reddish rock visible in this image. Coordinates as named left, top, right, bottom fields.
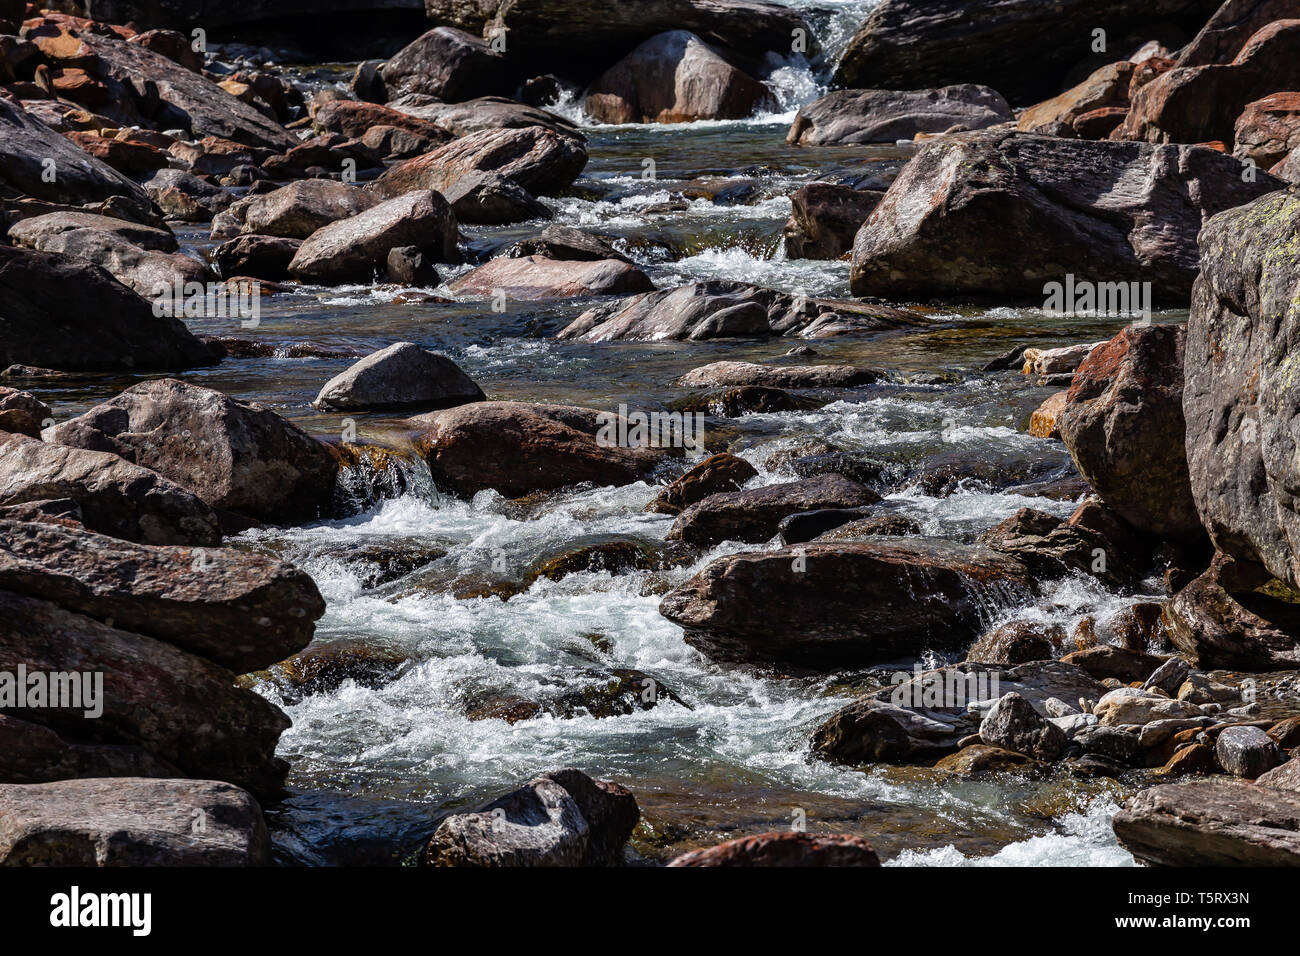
left=367, top=125, right=587, bottom=200
left=1114, top=19, right=1300, bottom=146
left=66, top=130, right=168, bottom=174
left=127, top=28, right=203, bottom=72
left=1058, top=325, right=1202, bottom=540
left=1234, top=91, right=1300, bottom=168
left=667, top=832, right=880, bottom=867
left=313, top=99, right=453, bottom=146
left=447, top=255, right=654, bottom=300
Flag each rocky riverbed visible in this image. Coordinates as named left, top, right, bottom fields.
left=2, top=0, right=1300, bottom=868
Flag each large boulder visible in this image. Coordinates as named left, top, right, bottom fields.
left=239, top=180, right=380, bottom=240
left=7, top=210, right=211, bottom=298
left=408, top=401, right=667, bottom=498
left=380, top=26, right=512, bottom=102
left=0, top=777, right=270, bottom=866
left=849, top=130, right=1282, bottom=301
left=1114, top=780, right=1300, bottom=865
left=1114, top=19, right=1300, bottom=146
left=313, top=342, right=485, bottom=412
left=659, top=537, right=1033, bottom=669
left=367, top=126, right=586, bottom=200
left=0, top=589, right=290, bottom=796
left=288, top=190, right=459, bottom=284
left=211, top=235, right=302, bottom=281
left=0, top=98, right=157, bottom=224
left=1057, top=324, right=1201, bottom=540
left=584, top=30, right=772, bottom=124
left=0, top=518, right=323, bottom=672
left=832, top=0, right=1220, bottom=102
left=787, top=85, right=1012, bottom=146
left=0, top=432, right=220, bottom=547
left=422, top=768, right=638, bottom=866
left=45, top=379, right=339, bottom=525
left=67, top=28, right=295, bottom=150
left=419, top=0, right=812, bottom=80
left=666, top=474, right=881, bottom=547
left=448, top=255, right=654, bottom=300
left=1185, top=190, right=1300, bottom=588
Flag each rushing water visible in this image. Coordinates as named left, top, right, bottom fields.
left=29, top=0, right=1192, bottom=865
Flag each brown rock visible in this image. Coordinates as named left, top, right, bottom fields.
left=0, top=517, right=323, bottom=672
left=45, top=379, right=339, bottom=525
left=448, top=255, right=654, bottom=300
left=367, top=126, right=586, bottom=200
left=409, top=401, right=667, bottom=498
left=1058, top=325, right=1202, bottom=540
left=585, top=30, right=772, bottom=124
left=667, top=832, right=880, bottom=867
left=646, top=453, right=757, bottom=515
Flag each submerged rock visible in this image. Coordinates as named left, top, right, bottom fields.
left=660, top=537, right=1033, bottom=669
left=667, top=832, right=880, bottom=867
